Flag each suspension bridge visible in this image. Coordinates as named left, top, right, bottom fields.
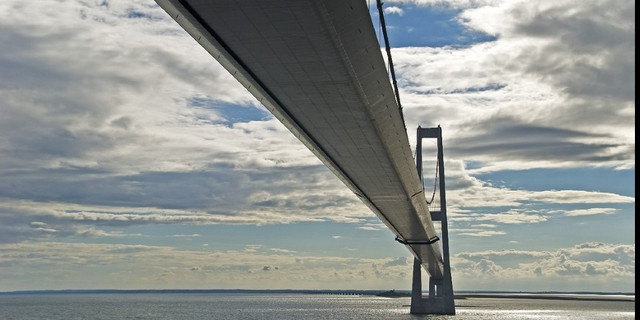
left=155, top=0, right=455, bottom=314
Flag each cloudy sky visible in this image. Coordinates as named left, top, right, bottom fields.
left=0, top=0, right=634, bottom=293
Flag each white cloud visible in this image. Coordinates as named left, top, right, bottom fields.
left=384, top=6, right=405, bottom=16
left=454, top=229, right=506, bottom=237
left=0, top=241, right=414, bottom=291
left=270, top=248, right=296, bottom=254
left=357, top=223, right=388, bottom=231
left=0, top=0, right=323, bottom=181
left=0, top=241, right=632, bottom=292
left=396, top=0, right=634, bottom=173
left=453, top=242, right=635, bottom=291
left=444, top=161, right=633, bottom=211
left=527, top=190, right=634, bottom=205
left=479, top=210, right=548, bottom=224
left=0, top=195, right=370, bottom=244
left=562, top=207, right=618, bottom=216
left=474, top=224, right=497, bottom=228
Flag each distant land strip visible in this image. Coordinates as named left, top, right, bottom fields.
left=454, top=293, right=635, bottom=302
left=0, top=289, right=634, bottom=302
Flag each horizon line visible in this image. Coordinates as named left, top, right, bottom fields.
left=1, top=288, right=635, bottom=295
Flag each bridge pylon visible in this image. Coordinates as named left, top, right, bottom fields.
left=411, top=125, right=455, bottom=315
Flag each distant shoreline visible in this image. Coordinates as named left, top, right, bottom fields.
left=454, top=293, right=635, bottom=302
left=0, top=289, right=634, bottom=302
left=375, top=290, right=635, bottom=302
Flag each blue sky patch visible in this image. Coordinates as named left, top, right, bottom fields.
left=188, top=97, right=271, bottom=125
left=475, top=168, right=635, bottom=196
left=372, top=5, right=496, bottom=47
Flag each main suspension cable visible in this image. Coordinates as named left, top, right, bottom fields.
left=375, top=0, right=404, bottom=123
left=425, top=159, right=438, bottom=205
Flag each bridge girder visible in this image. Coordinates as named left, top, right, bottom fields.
left=155, top=0, right=445, bottom=279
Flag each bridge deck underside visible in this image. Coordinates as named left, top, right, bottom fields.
left=156, top=0, right=444, bottom=278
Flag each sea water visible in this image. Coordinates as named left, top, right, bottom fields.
left=0, top=293, right=635, bottom=319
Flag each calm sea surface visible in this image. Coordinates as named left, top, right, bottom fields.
left=0, top=293, right=634, bottom=319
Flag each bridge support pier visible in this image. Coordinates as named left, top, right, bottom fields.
left=411, top=125, right=455, bottom=315
left=410, top=257, right=455, bottom=314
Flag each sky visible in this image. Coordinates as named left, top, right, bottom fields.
left=0, top=0, right=634, bottom=293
